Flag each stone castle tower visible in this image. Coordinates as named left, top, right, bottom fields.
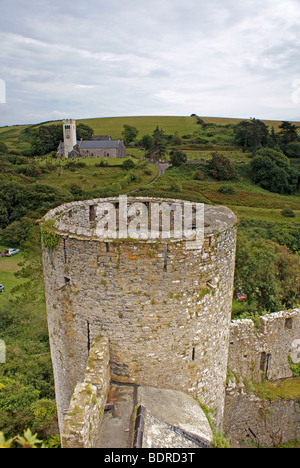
left=41, top=197, right=237, bottom=432
left=63, top=119, right=77, bottom=158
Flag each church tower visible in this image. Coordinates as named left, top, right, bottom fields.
left=63, top=119, right=77, bottom=158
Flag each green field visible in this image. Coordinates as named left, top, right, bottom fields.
left=1, top=115, right=299, bottom=153
left=35, top=157, right=159, bottom=196
left=0, top=247, right=26, bottom=306
left=78, top=115, right=300, bottom=138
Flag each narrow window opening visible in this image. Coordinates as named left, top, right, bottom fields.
left=192, top=347, right=195, bottom=361
left=163, top=244, right=168, bottom=272
left=63, top=239, right=67, bottom=263
left=260, top=352, right=267, bottom=372
left=260, top=352, right=271, bottom=379
left=89, top=205, right=96, bottom=222
left=105, top=242, right=109, bottom=252
left=87, top=321, right=91, bottom=353
left=285, top=318, right=293, bottom=330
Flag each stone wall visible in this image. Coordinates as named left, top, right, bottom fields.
left=224, top=309, right=300, bottom=447
left=61, top=335, right=110, bottom=448
left=78, top=147, right=120, bottom=158
left=41, top=198, right=237, bottom=430
left=224, top=388, right=300, bottom=447
left=228, top=309, right=300, bottom=382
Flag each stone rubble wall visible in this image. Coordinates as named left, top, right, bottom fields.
left=224, top=309, right=300, bottom=447
left=224, top=390, right=300, bottom=447
left=61, top=335, right=110, bottom=448
left=228, top=309, right=300, bottom=382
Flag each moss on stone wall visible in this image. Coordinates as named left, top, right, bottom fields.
left=41, top=220, right=60, bottom=250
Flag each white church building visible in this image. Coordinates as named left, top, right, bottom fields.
left=57, top=119, right=126, bottom=159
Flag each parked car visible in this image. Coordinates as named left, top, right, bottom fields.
left=4, top=249, right=20, bottom=257
left=0, top=284, right=4, bottom=293
left=234, top=293, right=247, bottom=301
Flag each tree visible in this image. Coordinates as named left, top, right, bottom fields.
left=121, top=125, right=139, bottom=146
left=169, top=149, right=187, bottom=166
left=76, top=123, right=93, bottom=140
left=285, top=141, right=300, bottom=158
left=234, top=118, right=269, bottom=152
left=122, top=158, right=135, bottom=170
left=172, top=131, right=182, bottom=146
left=250, top=148, right=298, bottom=194
left=140, top=134, right=152, bottom=150
left=279, top=121, right=299, bottom=145
left=235, top=234, right=300, bottom=313
left=29, top=125, right=63, bottom=156
left=208, top=152, right=237, bottom=180
left=151, top=126, right=167, bottom=159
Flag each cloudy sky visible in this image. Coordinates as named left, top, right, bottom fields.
left=0, top=0, right=300, bottom=126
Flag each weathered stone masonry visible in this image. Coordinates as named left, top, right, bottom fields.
left=228, top=310, right=300, bottom=383
left=41, top=197, right=237, bottom=431
left=225, top=310, right=300, bottom=446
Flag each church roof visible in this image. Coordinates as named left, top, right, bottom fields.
left=79, top=140, right=123, bottom=149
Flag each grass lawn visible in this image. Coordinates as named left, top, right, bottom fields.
left=251, top=377, right=300, bottom=400
left=229, top=206, right=300, bottom=223
left=37, top=157, right=159, bottom=195
left=78, top=115, right=200, bottom=139
left=0, top=246, right=27, bottom=306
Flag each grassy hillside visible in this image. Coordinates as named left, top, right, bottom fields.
left=78, top=115, right=300, bottom=138
left=1, top=115, right=300, bottom=153
left=0, top=248, right=27, bottom=306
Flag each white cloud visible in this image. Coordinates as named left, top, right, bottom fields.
left=0, top=0, right=300, bottom=125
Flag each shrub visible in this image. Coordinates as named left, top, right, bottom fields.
left=194, top=170, right=205, bottom=181
left=281, top=209, right=296, bottom=218
left=169, top=149, right=187, bottom=166
left=122, top=158, right=135, bottom=170
left=169, top=181, right=182, bottom=192
left=250, top=148, right=298, bottom=194
left=218, top=185, right=236, bottom=195
left=209, top=152, right=237, bottom=180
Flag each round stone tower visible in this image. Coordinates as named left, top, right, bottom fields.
left=41, top=197, right=237, bottom=430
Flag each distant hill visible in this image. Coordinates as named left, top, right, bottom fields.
left=76, top=115, right=300, bottom=139
left=1, top=115, right=299, bottom=152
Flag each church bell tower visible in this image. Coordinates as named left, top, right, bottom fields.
left=63, top=119, right=77, bottom=158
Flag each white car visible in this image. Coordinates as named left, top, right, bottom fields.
left=0, top=284, right=4, bottom=293
left=5, top=249, right=20, bottom=257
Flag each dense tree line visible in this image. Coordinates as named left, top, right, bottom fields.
left=234, top=232, right=300, bottom=318
left=234, top=119, right=300, bottom=156
left=250, top=148, right=298, bottom=194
